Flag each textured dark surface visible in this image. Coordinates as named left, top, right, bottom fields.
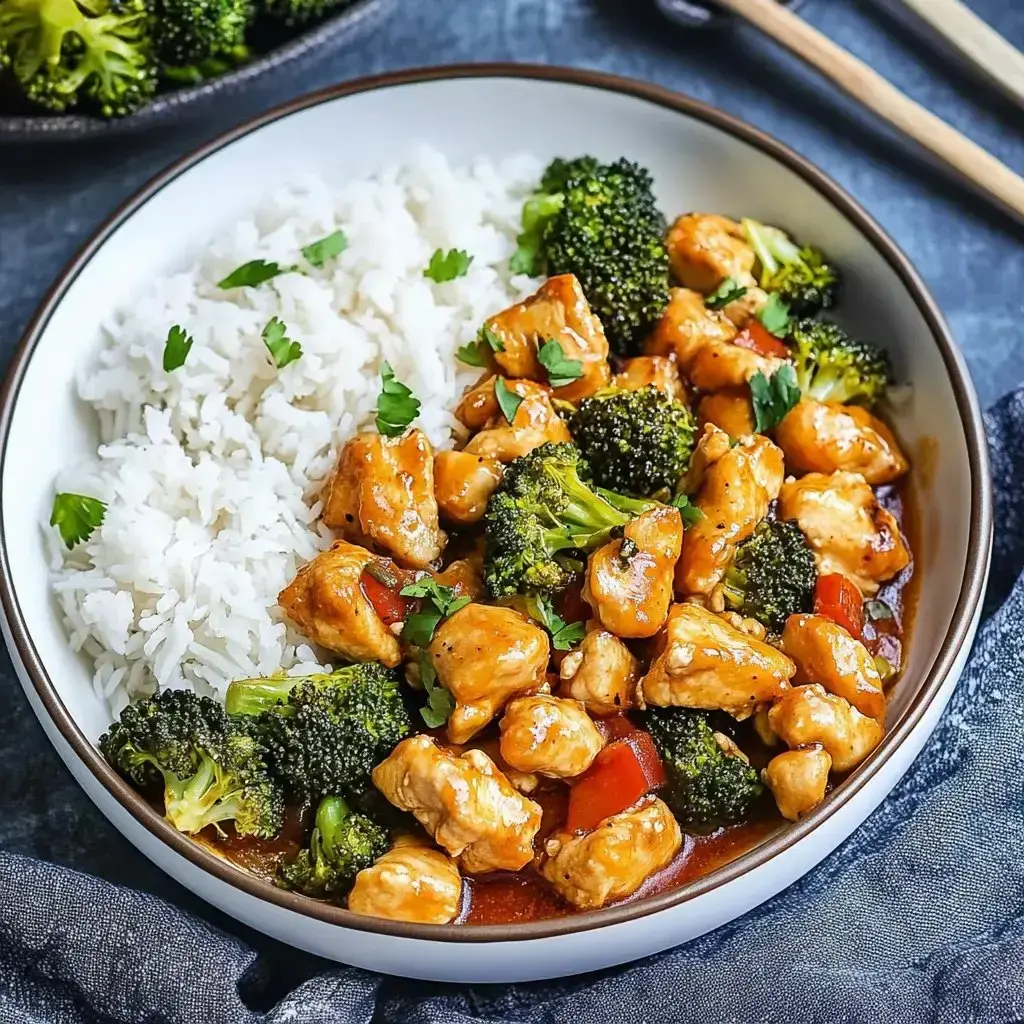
left=0, top=0, right=1023, bottom=1020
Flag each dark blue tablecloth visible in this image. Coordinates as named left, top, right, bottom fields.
left=1, top=2, right=1022, bottom=1021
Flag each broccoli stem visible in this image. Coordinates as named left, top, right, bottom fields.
left=163, top=755, right=239, bottom=835
left=225, top=676, right=297, bottom=717
left=314, top=794, right=350, bottom=862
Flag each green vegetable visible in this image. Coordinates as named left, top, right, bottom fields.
left=756, top=293, right=792, bottom=338
left=538, top=339, right=583, bottom=389
left=276, top=794, right=387, bottom=899
left=455, top=340, right=487, bottom=367
left=50, top=492, right=107, bottom=549
left=569, top=385, right=697, bottom=496
left=375, top=362, right=420, bottom=437
left=417, top=652, right=455, bottom=729
left=705, top=278, right=748, bottom=310
left=510, top=192, right=565, bottom=275
left=481, top=325, right=504, bottom=353
left=642, top=706, right=764, bottom=832
left=424, top=248, right=473, bottom=283
left=100, top=688, right=284, bottom=838
left=302, top=230, right=347, bottom=268
left=151, top=0, right=251, bottom=68
left=0, top=0, right=156, bottom=118
left=261, top=317, right=302, bottom=369
left=749, top=365, right=801, bottom=433
left=494, top=377, right=523, bottom=425
left=218, top=259, right=286, bottom=289
left=519, top=594, right=587, bottom=651
left=741, top=218, right=840, bottom=316
left=720, top=519, right=817, bottom=634
left=261, top=0, right=355, bottom=26
left=668, top=493, right=704, bottom=528
left=398, top=579, right=470, bottom=649
left=788, top=319, right=893, bottom=407
left=163, top=325, right=194, bottom=372
left=483, top=441, right=652, bottom=599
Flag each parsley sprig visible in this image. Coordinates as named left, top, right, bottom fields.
left=376, top=362, right=421, bottom=437
left=162, top=325, right=193, bottom=372
left=749, top=364, right=801, bottom=432
left=424, top=248, right=473, bottom=283
left=262, top=318, right=303, bottom=369
left=705, top=278, right=748, bottom=310
left=50, top=493, right=106, bottom=550
left=538, top=338, right=583, bottom=388
left=217, top=230, right=349, bottom=289
left=494, top=378, right=523, bottom=424
left=668, top=493, right=705, bottom=528
left=525, top=595, right=587, bottom=651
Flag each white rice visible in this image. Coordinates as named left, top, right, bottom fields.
left=48, top=148, right=543, bottom=716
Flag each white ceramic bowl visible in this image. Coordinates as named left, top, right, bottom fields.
left=0, top=66, right=992, bottom=983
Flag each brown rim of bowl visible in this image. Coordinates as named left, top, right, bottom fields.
left=0, top=63, right=993, bottom=944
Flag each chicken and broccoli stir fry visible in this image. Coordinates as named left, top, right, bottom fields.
left=101, top=154, right=914, bottom=927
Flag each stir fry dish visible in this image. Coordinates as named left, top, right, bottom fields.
left=95, top=155, right=913, bottom=926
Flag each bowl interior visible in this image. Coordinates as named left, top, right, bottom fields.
left=0, top=72, right=976, bottom=917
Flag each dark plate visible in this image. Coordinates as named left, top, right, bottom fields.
left=0, top=0, right=396, bottom=141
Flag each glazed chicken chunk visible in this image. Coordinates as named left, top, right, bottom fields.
left=665, top=213, right=757, bottom=293
left=762, top=745, right=832, bottom=822
left=348, top=836, right=463, bottom=924
left=499, top=695, right=605, bottom=778
left=781, top=613, right=886, bottom=721
left=277, top=541, right=401, bottom=667
left=322, top=428, right=446, bottom=570
left=433, top=450, right=504, bottom=525
left=458, top=377, right=572, bottom=463
left=768, top=684, right=884, bottom=773
left=612, top=355, right=686, bottom=402
left=775, top=400, right=910, bottom=485
left=778, top=471, right=911, bottom=596
left=373, top=735, right=543, bottom=874
left=429, top=603, right=550, bottom=744
left=698, top=389, right=756, bottom=440
left=647, top=287, right=738, bottom=368
left=558, top=628, right=639, bottom=716
left=585, top=506, right=684, bottom=639
left=484, top=274, right=611, bottom=401
left=677, top=427, right=785, bottom=595
left=541, top=798, right=682, bottom=910
left=642, top=603, right=795, bottom=717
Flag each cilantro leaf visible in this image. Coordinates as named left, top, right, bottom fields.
left=376, top=362, right=421, bottom=437
left=399, top=580, right=471, bottom=649
left=705, top=278, right=748, bottom=310
left=418, top=653, right=455, bottom=728
left=510, top=192, right=563, bottom=276
left=301, top=230, right=347, bottom=268
left=218, top=259, right=287, bottom=289
left=455, top=340, right=486, bottom=367
left=50, top=492, right=106, bottom=550
left=424, top=248, right=473, bottom=283
left=524, top=595, right=586, bottom=651
left=865, top=599, right=895, bottom=621
left=757, top=293, right=792, bottom=337
left=162, top=325, right=193, bottom=372
left=749, top=364, right=801, bottom=433
left=494, top=377, right=523, bottom=424
left=538, top=338, right=583, bottom=389
left=668, top=493, right=705, bottom=528
left=261, top=317, right=303, bottom=369
left=481, top=325, right=505, bottom=353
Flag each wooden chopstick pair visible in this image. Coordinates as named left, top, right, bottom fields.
left=715, top=0, right=1024, bottom=224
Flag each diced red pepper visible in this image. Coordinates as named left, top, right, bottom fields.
left=359, top=570, right=410, bottom=627
left=599, top=714, right=637, bottom=743
left=814, top=573, right=864, bottom=641
left=734, top=320, right=791, bottom=360
left=565, top=730, right=666, bottom=834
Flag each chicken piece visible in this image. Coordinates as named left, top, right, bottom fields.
left=454, top=374, right=502, bottom=431
left=348, top=835, right=463, bottom=924
left=433, top=450, right=504, bottom=526
left=677, top=430, right=785, bottom=595
left=781, top=613, right=885, bottom=720
left=680, top=421, right=734, bottom=494
left=558, top=628, right=638, bottom=716
left=461, top=378, right=572, bottom=463
left=698, top=389, right=755, bottom=439
left=686, top=335, right=787, bottom=393
left=541, top=798, right=682, bottom=910
left=612, top=356, right=686, bottom=402
left=641, top=603, right=795, bottom=718
left=433, top=551, right=486, bottom=603
left=499, top=695, right=605, bottom=779
left=322, top=429, right=446, bottom=570
left=373, top=736, right=542, bottom=873
left=484, top=274, right=611, bottom=402
left=429, top=603, right=550, bottom=744
left=768, top=684, right=884, bottom=773
left=762, top=746, right=832, bottom=822
left=585, top=506, right=684, bottom=639
left=666, top=213, right=757, bottom=293
left=278, top=541, right=401, bottom=667
left=721, top=286, right=768, bottom=329
left=774, top=400, right=909, bottom=485
left=647, top=287, right=738, bottom=368
left=778, top=471, right=911, bottom=596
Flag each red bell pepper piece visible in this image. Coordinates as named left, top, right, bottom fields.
left=814, top=573, right=864, bottom=640
left=359, top=570, right=410, bottom=627
left=734, top=320, right=791, bottom=360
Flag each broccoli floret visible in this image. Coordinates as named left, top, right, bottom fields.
left=720, top=519, right=816, bottom=634
left=642, top=707, right=763, bottom=832
left=483, top=442, right=651, bottom=599
left=570, top=385, right=697, bottom=496
left=100, top=688, right=284, bottom=838
left=0, top=0, right=155, bottom=117
left=226, top=663, right=411, bottom=802
left=514, top=156, right=670, bottom=356
left=151, top=0, right=251, bottom=67
left=789, top=318, right=893, bottom=407
left=261, top=0, right=352, bottom=25
left=741, top=218, right=839, bottom=316
left=276, top=794, right=387, bottom=899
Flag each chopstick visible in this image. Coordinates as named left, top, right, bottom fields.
left=713, top=0, right=1024, bottom=225
left=893, top=0, right=1024, bottom=111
